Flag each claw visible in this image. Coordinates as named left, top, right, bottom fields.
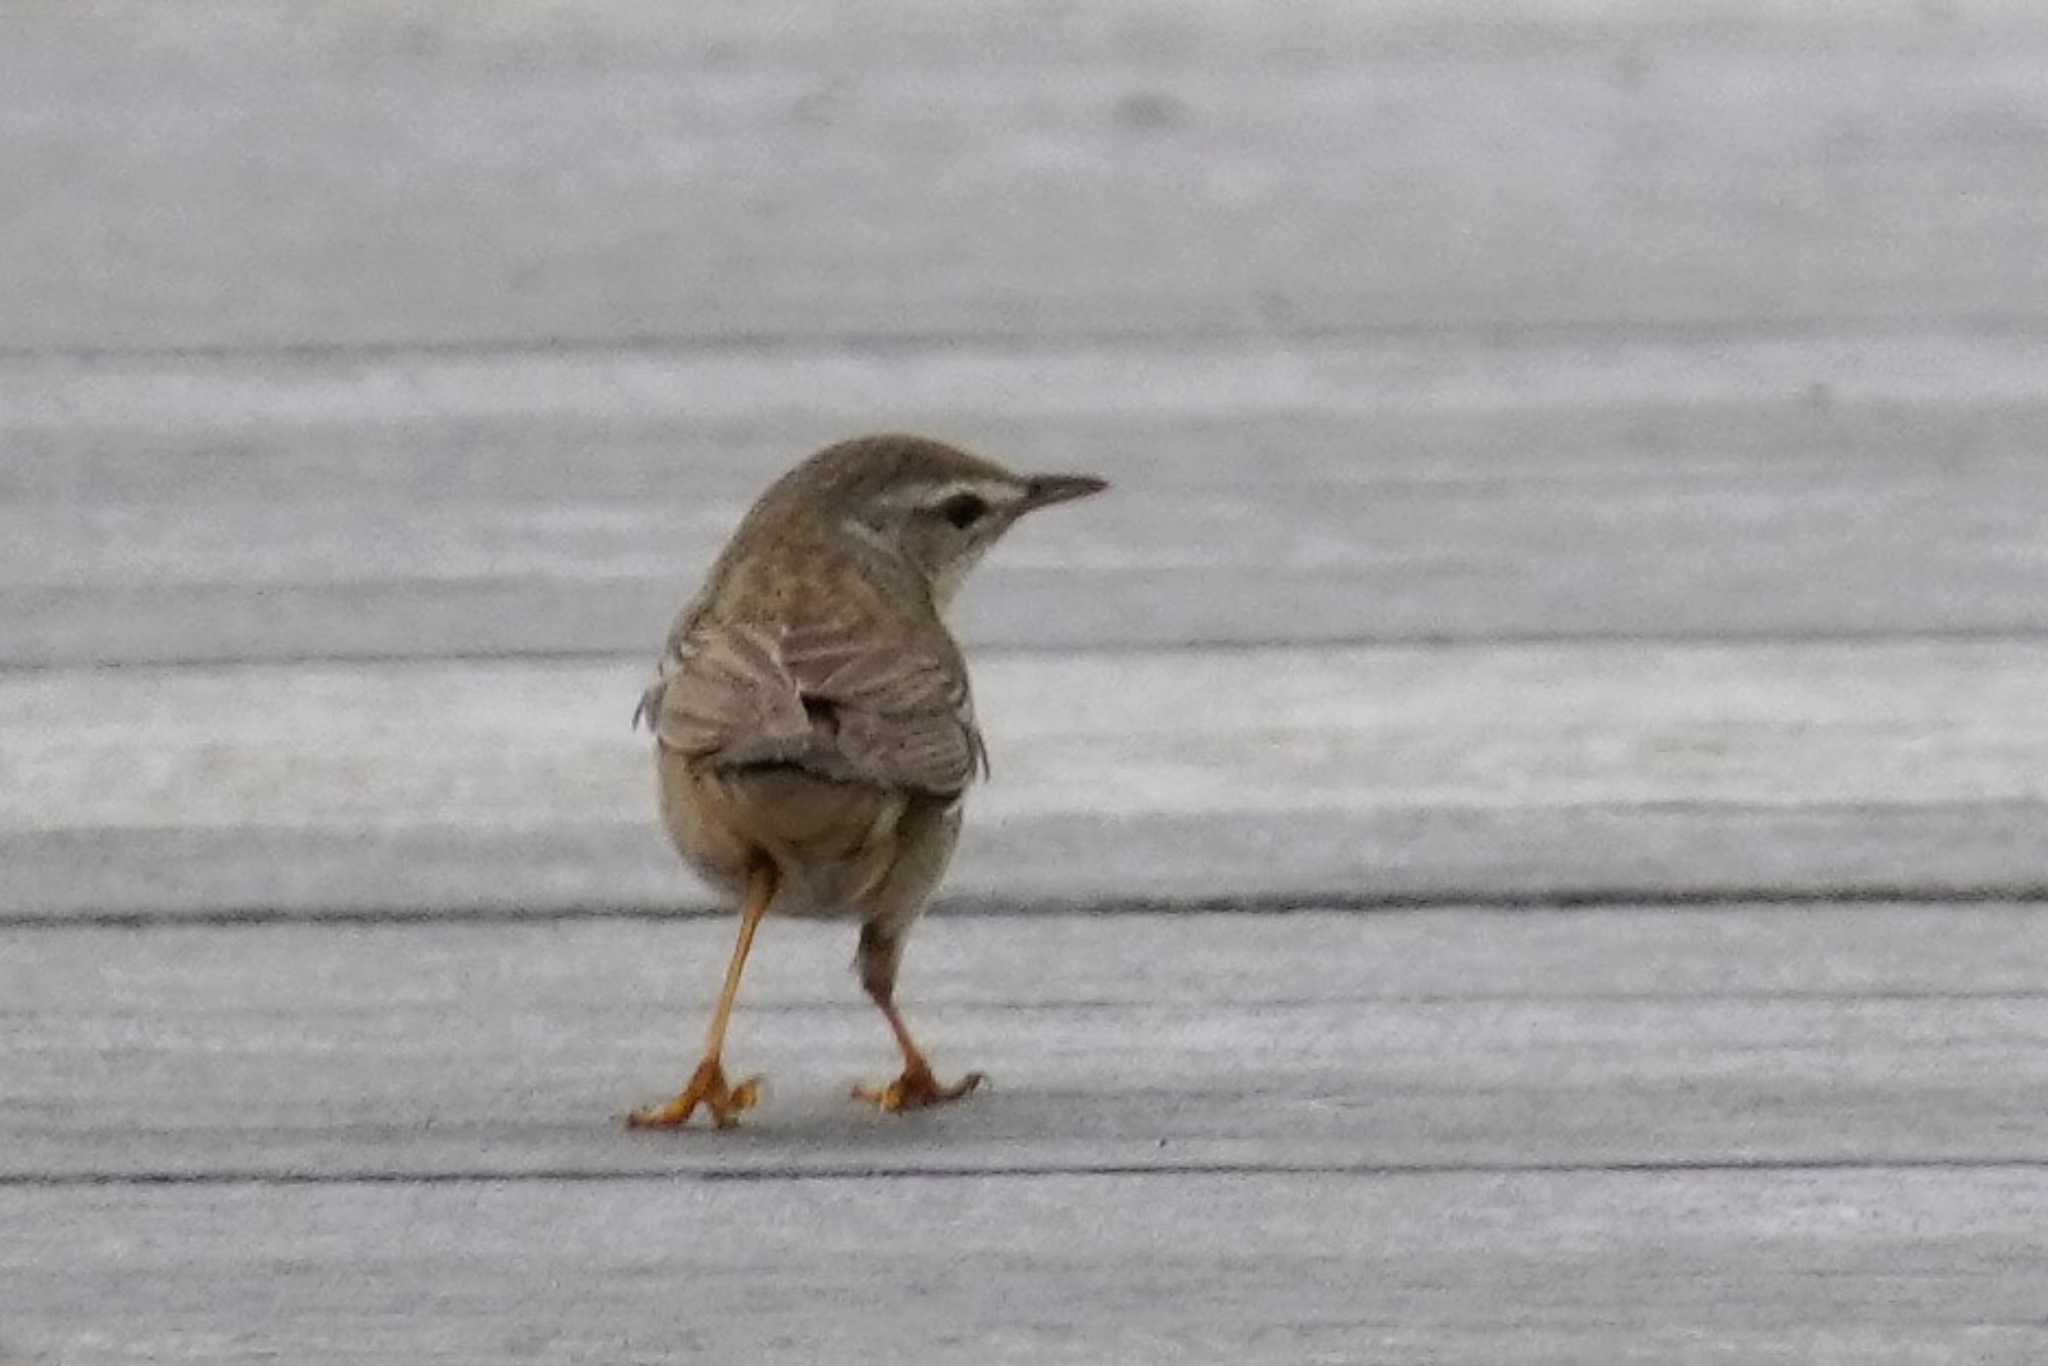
left=627, top=1056, right=763, bottom=1130
left=852, top=1062, right=985, bottom=1114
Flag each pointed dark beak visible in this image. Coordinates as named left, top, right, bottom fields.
left=1020, top=473, right=1110, bottom=512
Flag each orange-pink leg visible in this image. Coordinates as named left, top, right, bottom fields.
left=852, top=994, right=985, bottom=1113
left=628, top=864, right=775, bottom=1130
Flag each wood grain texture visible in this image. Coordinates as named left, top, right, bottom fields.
left=9, top=639, right=2048, bottom=917
left=7, top=907, right=2046, bottom=1177
left=7, top=338, right=2048, bottom=664
left=6, top=3, right=2048, bottom=352
left=8, top=1171, right=2045, bottom=1366
left=5, top=909, right=2046, bottom=1363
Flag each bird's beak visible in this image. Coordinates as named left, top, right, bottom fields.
left=1019, top=473, right=1110, bottom=512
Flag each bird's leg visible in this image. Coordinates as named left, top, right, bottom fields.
left=850, top=921, right=985, bottom=1113
left=851, top=996, right=985, bottom=1112
left=628, top=862, right=776, bottom=1130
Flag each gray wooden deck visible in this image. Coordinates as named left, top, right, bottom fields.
left=7, top=2, right=2048, bottom=1362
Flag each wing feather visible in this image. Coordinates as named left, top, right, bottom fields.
left=639, top=616, right=982, bottom=795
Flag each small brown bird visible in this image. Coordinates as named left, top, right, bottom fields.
left=627, top=433, right=1107, bottom=1129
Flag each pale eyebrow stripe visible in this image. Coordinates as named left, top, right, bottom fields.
left=923, top=478, right=1024, bottom=506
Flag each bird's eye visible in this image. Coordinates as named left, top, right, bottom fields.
left=937, top=492, right=988, bottom=529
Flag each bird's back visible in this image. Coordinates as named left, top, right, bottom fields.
left=639, top=493, right=981, bottom=914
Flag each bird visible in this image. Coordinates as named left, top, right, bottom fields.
left=626, top=433, right=1107, bottom=1129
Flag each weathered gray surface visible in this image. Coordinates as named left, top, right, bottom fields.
left=8, top=1170, right=2047, bottom=1366
left=8, top=339, right=2048, bottom=666
left=8, top=908, right=2048, bottom=1179
left=10, top=0, right=2048, bottom=1360
left=10, top=639, right=2048, bottom=915
left=7, top=909, right=2048, bottom=1364
left=7, top=2, right=2048, bottom=351
left=11, top=1168, right=2046, bottom=1366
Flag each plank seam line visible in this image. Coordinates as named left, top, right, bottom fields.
left=13, top=884, right=2048, bottom=930
left=9, top=623, right=2048, bottom=675
left=8, top=1157, right=2047, bottom=1189
left=8, top=313, right=2048, bottom=366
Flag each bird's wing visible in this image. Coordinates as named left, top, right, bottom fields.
left=638, top=617, right=984, bottom=796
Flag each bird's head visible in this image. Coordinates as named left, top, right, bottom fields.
left=764, top=433, right=1108, bottom=610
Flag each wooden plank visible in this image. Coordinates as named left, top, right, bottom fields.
left=5, top=5, right=2048, bottom=352
left=12, top=638, right=2048, bottom=917
left=14, top=342, right=2047, bottom=500
left=4, top=907, right=2046, bottom=1179
left=5, top=908, right=2046, bottom=1362
left=7, top=641, right=2048, bottom=917
left=10, top=802, right=2047, bottom=922
left=9, top=338, right=2048, bottom=665
left=6, top=1170, right=2046, bottom=1365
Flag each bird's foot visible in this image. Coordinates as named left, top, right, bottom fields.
left=627, top=1055, right=762, bottom=1130
left=851, top=1060, right=985, bottom=1114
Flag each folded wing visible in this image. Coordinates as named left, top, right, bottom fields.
left=638, top=617, right=985, bottom=797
